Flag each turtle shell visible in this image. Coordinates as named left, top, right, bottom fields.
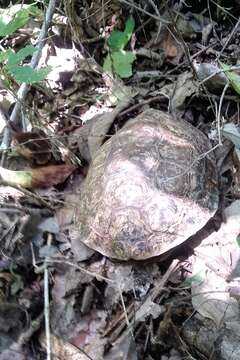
left=75, top=109, right=219, bottom=260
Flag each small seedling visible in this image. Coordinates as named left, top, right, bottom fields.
left=103, top=16, right=136, bottom=78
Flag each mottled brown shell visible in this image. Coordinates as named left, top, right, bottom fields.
left=75, top=109, right=218, bottom=260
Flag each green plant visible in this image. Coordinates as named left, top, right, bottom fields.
left=220, top=62, right=240, bottom=95
left=0, top=3, right=50, bottom=84
left=103, top=16, right=136, bottom=79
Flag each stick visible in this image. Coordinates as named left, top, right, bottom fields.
left=1, top=0, right=57, bottom=152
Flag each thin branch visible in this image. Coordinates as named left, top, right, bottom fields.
left=217, top=17, right=240, bottom=60
left=44, top=258, right=115, bottom=284
left=44, top=234, right=52, bottom=360
left=216, top=82, right=229, bottom=146
left=1, top=0, right=57, bottom=153
left=117, top=0, right=169, bottom=24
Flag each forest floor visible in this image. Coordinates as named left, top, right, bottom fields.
left=0, top=1, right=240, bottom=359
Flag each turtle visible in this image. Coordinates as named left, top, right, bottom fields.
left=74, top=108, right=219, bottom=260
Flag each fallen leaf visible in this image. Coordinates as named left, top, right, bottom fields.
left=32, top=164, right=76, bottom=188
left=191, top=201, right=240, bottom=333
left=195, top=62, right=228, bottom=91
left=158, top=28, right=183, bottom=64
left=11, top=126, right=52, bottom=165
left=157, top=71, right=198, bottom=110
left=0, top=164, right=76, bottom=188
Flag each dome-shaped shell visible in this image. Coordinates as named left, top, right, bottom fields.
left=75, top=109, right=219, bottom=260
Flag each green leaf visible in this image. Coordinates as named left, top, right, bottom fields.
left=103, top=53, right=114, bottom=74
left=0, top=3, right=36, bottom=17
left=0, top=8, right=31, bottom=36
left=103, top=50, right=136, bottom=78
left=108, top=31, right=128, bottom=51
left=0, top=49, right=12, bottom=64
left=112, top=50, right=136, bottom=78
left=2, top=45, right=50, bottom=84
left=124, top=16, right=135, bottom=39
left=7, top=45, right=36, bottom=67
left=104, top=16, right=135, bottom=77
left=8, top=65, right=51, bottom=84
left=220, top=62, right=240, bottom=95
left=108, top=15, right=135, bottom=51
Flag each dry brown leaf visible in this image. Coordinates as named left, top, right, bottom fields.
left=31, top=164, right=76, bottom=188
left=11, top=127, right=52, bottom=165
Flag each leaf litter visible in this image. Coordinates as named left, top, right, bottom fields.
left=1, top=1, right=240, bottom=359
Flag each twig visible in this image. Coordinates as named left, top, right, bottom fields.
left=118, top=284, right=134, bottom=339
left=18, top=312, right=44, bottom=346
left=209, top=0, right=239, bottom=21
left=110, top=260, right=179, bottom=344
left=0, top=204, right=51, bottom=215
left=147, top=0, right=161, bottom=18
left=150, top=260, right=179, bottom=301
left=200, top=92, right=240, bottom=103
left=118, top=95, right=167, bottom=118
left=44, top=258, right=115, bottom=284
left=217, top=17, right=240, bottom=60
left=166, top=6, right=198, bottom=79
left=117, top=0, right=169, bottom=24
left=43, top=257, right=134, bottom=339
left=0, top=180, right=54, bottom=209
left=44, top=233, right=52, bottom=360
left=132, top=70, right=163, bottom=81
left=206, top=0, right=221, bottom=45
left=216, top=82, right=229, bottom=146
left=199, top=65, right=240, bottom=88
left=166, top=6, right=218, bottom=116
left=136, top=48, right=164, bottom=61
left=147, top=0, right=163, bottom=39
left=1, top=0, right=57, bottom=153
left=165, top=41, right=219, bottom=76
